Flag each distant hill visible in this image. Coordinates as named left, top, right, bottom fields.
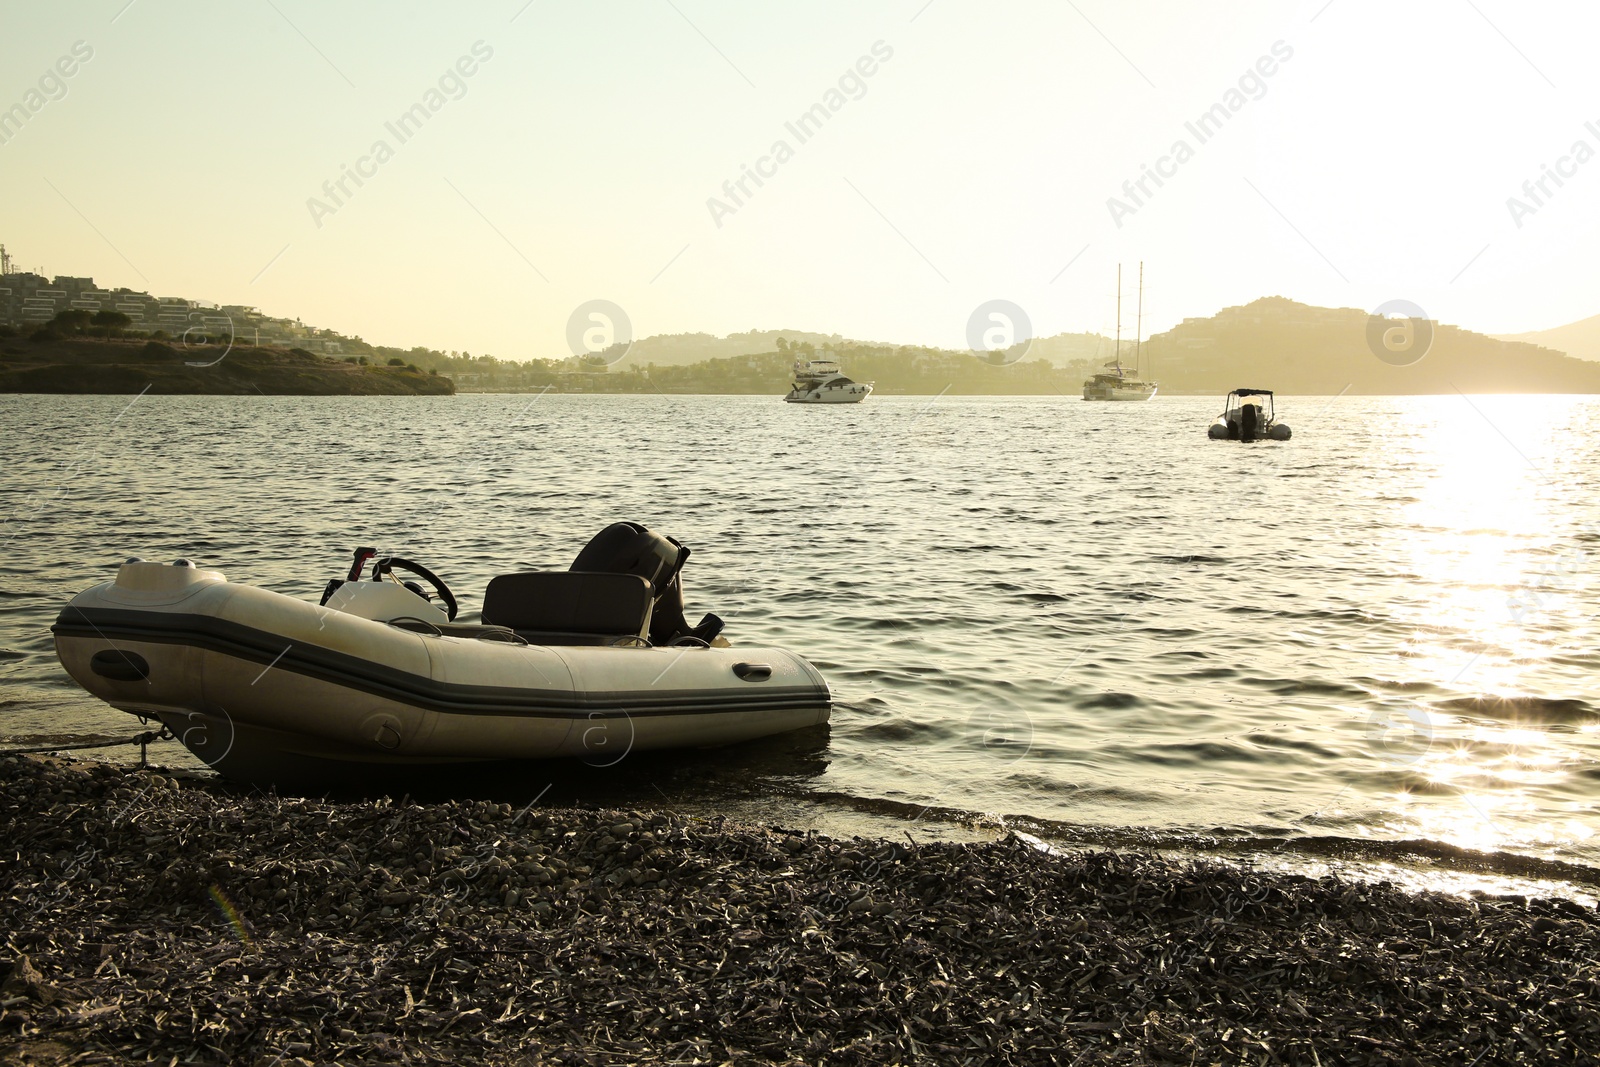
left=14, top=301, right=1582, bottom=398
left=622, top=328, right=1119, bottom=369
left=1495, top=313, right=1600, bottom=362
left=1141, top=297, right=1600, bottom=395
left=439, top=298, right=1600, bottom=395
left=628, top=330, right=853, bottom=367
left=1026, top=331, right=1123, bottom=367
left=0, top=338, right=454, bottom=395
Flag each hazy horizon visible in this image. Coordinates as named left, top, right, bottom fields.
left=4, top=1, right=1598, bottom=360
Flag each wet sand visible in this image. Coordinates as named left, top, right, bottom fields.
left=1, top=755, right=1596, bottom=1065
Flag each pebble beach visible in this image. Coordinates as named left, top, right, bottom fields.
left=1, top=755, right=1596, bottom=1065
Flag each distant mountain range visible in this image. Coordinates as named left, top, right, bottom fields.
left=625, top=331, right=853, bottom=367
left=616, top=299, right=1600, bottom=394
left=623, top=329, right=1116, bottom=369
left=9, top=248, right=1599, bottom=393
left=1136, top=297, right=1600, bottom=394
left=1495, top=314, right=1600, bottom=362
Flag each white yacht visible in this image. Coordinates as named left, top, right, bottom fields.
left=1083, top=263, right=1158, bottom=401
left=784, top=358, right=872, bottom=404
left=1082, top=364, right=1158, bottom=401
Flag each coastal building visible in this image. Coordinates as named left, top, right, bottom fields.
left=0, top=248, right=340, bottom=348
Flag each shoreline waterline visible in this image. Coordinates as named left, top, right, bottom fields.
left=8, top=727, right=1600, bottom=909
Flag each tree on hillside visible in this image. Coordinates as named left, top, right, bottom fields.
left=49, top=308, right=93, bottom=334
left=776, top=337, right=789, bottom=352
left=91, top=310, right=132, bottom=338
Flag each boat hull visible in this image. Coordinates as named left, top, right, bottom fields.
left=1082, top=385, right=1157, bottom=401
left=785, top=384, right=872, bottom=403
left=1209, top=416, right=1291, bottom=441
left=52, top=569, right=830, bottom=787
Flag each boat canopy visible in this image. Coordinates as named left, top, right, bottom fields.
left=1222, top=389, right=1276, bottom=421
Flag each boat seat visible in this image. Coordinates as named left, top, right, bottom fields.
left=570, top=520, right=716, bottom=645
left=480, top=571, right=654, bottom=646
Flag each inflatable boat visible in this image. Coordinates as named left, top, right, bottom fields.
left=52, top=523, right=830, bottom=787
left=1208, top=388, right=1291, bottom=441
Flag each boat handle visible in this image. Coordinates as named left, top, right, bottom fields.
left=732, top=662, right=772, bottom=682
left=90, top=649, right=150, bottom=682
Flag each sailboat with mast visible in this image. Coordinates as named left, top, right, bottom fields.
left=1082, top=262, right=1158, bottom=401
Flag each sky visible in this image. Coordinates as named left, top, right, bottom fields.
left=2, top=0, right=1598, bottom=360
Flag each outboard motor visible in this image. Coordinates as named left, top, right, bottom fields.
left=1238, top=402, right=1259, bottom=443
left=571, top=522, right=724, bottom=644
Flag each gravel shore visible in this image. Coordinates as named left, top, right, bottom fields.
left=1, top=755, right=1596, bottom=1065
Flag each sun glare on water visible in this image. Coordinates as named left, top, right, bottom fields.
left=1371, top=397, right=1593, bottom=859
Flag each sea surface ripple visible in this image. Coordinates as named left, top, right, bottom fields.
left=2, top=392, right=1597, bottom=885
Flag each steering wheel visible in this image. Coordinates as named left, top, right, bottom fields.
left=369, top=556, right=459, bottom=621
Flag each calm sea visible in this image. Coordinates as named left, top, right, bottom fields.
left=3, top=392, right=1597, bottom=890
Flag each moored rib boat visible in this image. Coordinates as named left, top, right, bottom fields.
left=1208, top=388, right=1292, bottom=441
left=52, top=523, right=830, bottom=787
